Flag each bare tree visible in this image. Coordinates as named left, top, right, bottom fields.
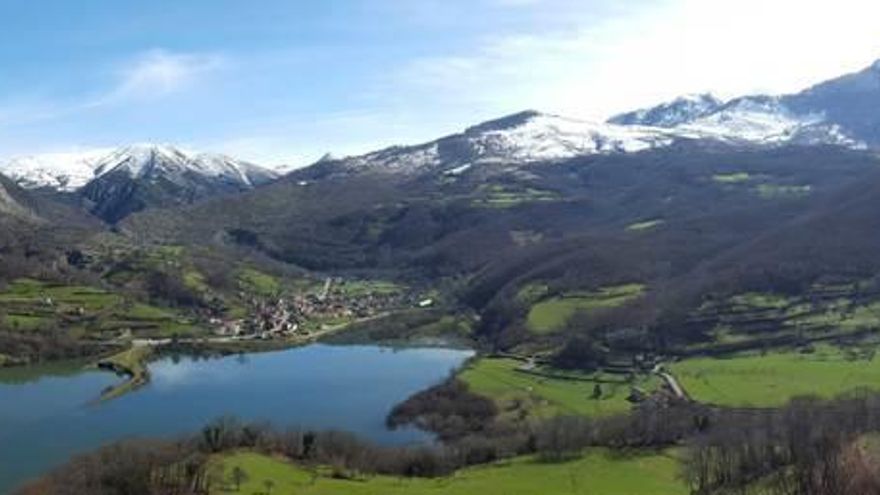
left=231, top=466, right=249, bottom=491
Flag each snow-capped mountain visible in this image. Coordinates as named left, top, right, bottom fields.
left=73, top=144, right=278, bottom=223
left=609, top=59, right=880, bottom=149
left=90, top=144, right=277, bottom=187
left=317, top=61, right=880, bottom=177
left=324, top=111, right=699, bottom=176
left=610, top=94, right=862, bottom=148
left=0, top=145, right=278, bottom=193
left=316, top=105, right=856, bottom=178
left=677, top=96, right=862, bottom=146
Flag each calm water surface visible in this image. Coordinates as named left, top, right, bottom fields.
left=0, top=344, right=472, bottom=493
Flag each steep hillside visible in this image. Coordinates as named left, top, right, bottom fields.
left=0, top=175, right=104, bottom=284
left=125, top=144, right=880, bottom=287
left=785, top=60, right=880, bottom=145
left=0, top=175, right=33, bottom=219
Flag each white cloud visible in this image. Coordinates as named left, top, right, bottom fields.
left=394, top=0, right=880, bottom=120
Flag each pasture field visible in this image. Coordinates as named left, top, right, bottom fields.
left=754, top=183, right=812, bottom=199
left=526, top=284, right=644, bottom=334
left=459, top=357, right=657, bottom=420
left=627, top=218, right=665, bottom=231
left=212, top=449, right=686, bottom=495
left=671, top=344, right=880, bottom=407
left=472, top=184, right=559, bottom=208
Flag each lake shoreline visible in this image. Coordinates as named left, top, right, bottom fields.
left=0, top=343, right=474, bottom=494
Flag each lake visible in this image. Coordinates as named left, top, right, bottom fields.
left=0, top=344, right=473, bottom=493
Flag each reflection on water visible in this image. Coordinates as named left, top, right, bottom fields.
left=0, top=344, right=473, bottom=493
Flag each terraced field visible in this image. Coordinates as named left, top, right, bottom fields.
left=0, top=279, right=204, bottom=339
left=689, top=283, right=880, bottom=349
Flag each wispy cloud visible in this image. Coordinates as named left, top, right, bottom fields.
left=102, top=50, right=227, bottom=104
left=0, top=49, right=227, bottom=127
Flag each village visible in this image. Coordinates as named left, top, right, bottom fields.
left=213, top=278, right=432, bottom=341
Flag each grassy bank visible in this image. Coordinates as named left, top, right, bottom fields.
left=459, top=357, right=658, bottom=420
left=212, top=449, right=686, bottom=495
left=95, top=346, right=153, bottom=401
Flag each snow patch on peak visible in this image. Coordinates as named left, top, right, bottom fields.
left=93, top=143, right=192, bottom=178
left=608, top=94, right=725, bottom=128
left=471, top=113, right=675, bottom=162
left=192, top=153, right=277, bottom=186
left=336, top=112, right=685, bottom=175
left=91, top=144, right=277, bottom=186
left=681, top=96, right=824, bottom=143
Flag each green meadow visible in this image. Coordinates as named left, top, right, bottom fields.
left=526, top=284, right=644, bottom=334
left=671, top=344, right=880, bottom=407
left=213, top=449, right=686, bottom=495
left=713, top=172, right=752, bottom=184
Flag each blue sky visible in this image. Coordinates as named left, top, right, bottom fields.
left=1, top=0, right=879, bottom=166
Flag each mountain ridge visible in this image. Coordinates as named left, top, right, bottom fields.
left=303, top=59, right=880, bottom=178
left=4, top=59, right=880, bottom=193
